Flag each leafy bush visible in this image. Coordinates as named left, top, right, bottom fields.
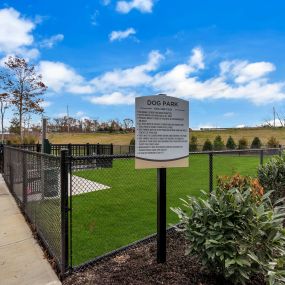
left=213, top=135, right=225, bottom=151
left=189, top=136, right=198, bottom=152
left=267, top=136, right=280, bottom=148
left=238, top=137, right=248, bottom=149
left=202, top=139, right=213, bottom=151
left=130, top=138, right=135, bottom=145
left=251, top=137, right=262, bottom=149
left=172, top=188, right=285, bottom=285
left=226, top=136, right=236, bottom=150
left=217, top=173, right=264, bottom=198
left=258, top=154, right=285, bottom=203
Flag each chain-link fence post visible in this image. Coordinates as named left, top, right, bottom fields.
left=260, top=149, right=264, bottom=165
left=68, top=143, right=72, bottom=156
left=279, top=145, right=283, bottom=157
left=209, top=152, right=213, bottom=193
left=86, top=143, right=90, bottom=156
left=60, top=149, right=69, bottom=276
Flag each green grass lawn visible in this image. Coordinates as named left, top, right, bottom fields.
left=71, top=154, right=264, bottom=266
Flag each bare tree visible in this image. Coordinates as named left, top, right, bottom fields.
left=0, top=93, right=9, bottom=142
left=0, top=56, right=47, bottom=142
left=123, top=118, right=134, bottom=131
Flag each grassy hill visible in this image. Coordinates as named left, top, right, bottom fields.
left=47, top=127, right=285, bottom=146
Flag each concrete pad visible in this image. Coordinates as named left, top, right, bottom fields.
left=0, top=213, right=32, bottom=247
left=0, top=176, right=61, bottom=285
left=0, top=195, right=19, bottom=217
left=71, top=175, right=110, bottom=195
left=0, top=239, right=60, bottom=285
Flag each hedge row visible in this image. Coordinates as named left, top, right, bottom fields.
left=190, top=136, right=281, bottom=151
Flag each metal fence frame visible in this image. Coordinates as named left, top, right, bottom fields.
left=2, top=146, right=68, bottom=276
left=1, top=145, right=284, bottom=278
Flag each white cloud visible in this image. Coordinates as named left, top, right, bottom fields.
left=236, top=124, right=245, bottom=128
left=0, top=8, right=36, bottom=55
left=89, top=92, right=136, bottom=105
left=189, top=47, right=205, bottom=70
left=109, top=28, right=136, bottom=42
left=34, top=46, right=285, bottom=106
left=91, top=50, right=163, bottom=89
left=40, top=34, right=64, bottom=48
left=116, top=0, right=154, bottom=13
left=152, top=47, right=285, bottom=105
left=91, top=10, right=99, bottom=26
left=220, top=60, right=275, bottom=83
left=39, top=61, right=93, bottom=94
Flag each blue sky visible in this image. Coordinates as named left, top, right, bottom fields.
left=1, top=0, right=285, bottom=128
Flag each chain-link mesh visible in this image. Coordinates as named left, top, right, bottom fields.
left=3, top=146, right=63, bottom=272
left=70, top=155, right=156, bottom=267
left=2, top=145, right=283, bottom=274
left=69, top=148, right=283, bottom=270
left=212, top=148, right=282, bottom=189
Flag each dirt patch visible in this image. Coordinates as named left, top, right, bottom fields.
left=63, top=231, right=265, bottom=285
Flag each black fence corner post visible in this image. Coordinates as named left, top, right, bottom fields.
left=110, top=143, right=113, bottom=155
left=260, top=149, right=264, bottom=166
left=68, top=143, right=72, bottom=156
left=60, top=149, right=69, bottom=276
left=209, top=153, right=213, bottom=194
left=157, top=168, right=166, bottom=264
left=86, top=143, right=90, bottom=156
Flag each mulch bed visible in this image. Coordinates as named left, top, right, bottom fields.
left=63, top=231, right=265, bottom=285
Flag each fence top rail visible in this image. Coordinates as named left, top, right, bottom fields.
left=3, top=145, right=60, bottom=159
left=70, top=147, right=283, bottom=160
left=71, top=153, right=135, bottom=160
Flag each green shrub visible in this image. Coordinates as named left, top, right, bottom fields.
left=213, top=135, right=225, bottom=150
left=130, top=138, right=135, bottom=145
left=258, top=154, right=285, bottom=203
left=189, top=136, right=198, bottom=152
left=267, top=137, right=279, bottom=148
left=202, top=139, right=213, bottom=151
left=238, top=137, right=248, bottom=149
left=172, top=188, right=285, bottom=285
left=251, top=137, right=262, bottom=149
left=226, top=136, right=236, bottom=150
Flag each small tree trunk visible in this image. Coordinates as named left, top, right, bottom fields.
left=19, top=111, right=23, bottom=143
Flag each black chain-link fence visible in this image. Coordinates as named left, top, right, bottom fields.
left=68, top=147, right=283, bottom=271
left=1, top=145, right=283, bottom=276
left=3, top=146, right=64, bottom=274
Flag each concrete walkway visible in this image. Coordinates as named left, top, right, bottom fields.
left=0, top=175, right=61, bottom=285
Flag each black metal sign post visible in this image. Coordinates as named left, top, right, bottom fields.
left=157, top=168, right=166, bottom=263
